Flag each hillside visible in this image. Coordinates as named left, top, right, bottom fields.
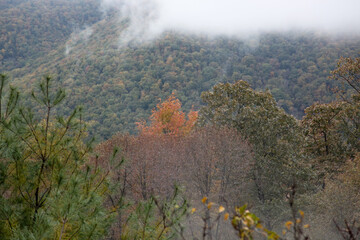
left=0, top=0, right=102, bottom=70
left=1, top=1, right=360, bottom=140
left=0, top=1, right=360, bottom=239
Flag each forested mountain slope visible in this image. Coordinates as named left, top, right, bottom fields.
left=0, top=2, right=360, bottom=238
left=0, top=0, right=102, bottom=70
left=1, top=1, right=360, bottom=140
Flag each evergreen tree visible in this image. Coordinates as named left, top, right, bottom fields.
left=0, top=74, right=114, bottom=239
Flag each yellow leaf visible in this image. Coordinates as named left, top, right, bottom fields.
left=304, top=224, right=310, bottom=229
left=256, top=223, right=263, bottom=229
left=224, top=213, right=229, bottom=220
left=285, top=221, right=293, bottom=230
left=207, top=202, right=214, bottom=209
left=299, top=210, right=304, bottom=218
left=296, top=218, right=301, bottom=223
left=218, top=206, right=225, bottom=213
left=201, top=197, right=207, bottom=204
left=191, top=208, right=196, bottom=214
left=245, top=215, right=254, bottom=225
left=282, top=230, right=286, bottom=235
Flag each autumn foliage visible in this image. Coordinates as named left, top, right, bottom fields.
left=137, top=95, right=198, bottom=136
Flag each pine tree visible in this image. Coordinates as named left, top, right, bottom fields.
left=0, top=74, right=114, bottom=240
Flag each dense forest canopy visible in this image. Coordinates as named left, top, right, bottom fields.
left=0, top=0, right=102, bottom=70
left=1, top=0, right=360, bottom=140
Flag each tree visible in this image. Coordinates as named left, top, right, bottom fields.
left=95, top=133, right=190, bottom=239
left=137, top=94, right=198, bottom=136
left=331, top=56, right=360, bottom=98
left=181, top=126, right=253, bottom=207
left=198, top=80, right=309, bottom=228
left=301, top=57, right=360, bottom=186
left=298, top=153, right=360, bottom=239
left=181, top=126, right=253, bottom=240
left=330, top=56, right=360, bottom=154
left=0, top=75, right=113, bottom=239
left=301, top=102, right=357, bottom=179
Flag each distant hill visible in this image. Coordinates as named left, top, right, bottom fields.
left=1, top=0, right=360, bottom=140
left=0, top=0, right=102, bottom=70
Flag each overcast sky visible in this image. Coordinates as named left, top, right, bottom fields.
left=101, top=0, right=360, bottom=42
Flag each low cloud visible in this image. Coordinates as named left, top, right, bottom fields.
left=65, top=26, right=93, bottom=55
left=101, top=0, right=360, bottom=44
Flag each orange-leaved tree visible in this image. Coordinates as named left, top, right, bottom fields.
left=137, top=95, right=198, bottom=135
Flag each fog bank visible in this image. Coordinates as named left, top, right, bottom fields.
left=101, top=0, right=360, bottom=44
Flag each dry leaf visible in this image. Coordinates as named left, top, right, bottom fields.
left=218, top=206, right=225, bottom=213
